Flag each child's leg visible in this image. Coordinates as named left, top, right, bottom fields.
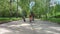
left=29, top=17, right=31, bottom=22
left=30, top=16, right=33, bottom=22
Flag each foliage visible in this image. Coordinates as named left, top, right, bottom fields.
left=0, top=0, right=60, bottom=22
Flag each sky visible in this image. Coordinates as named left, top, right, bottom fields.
left=50, top=0, right=60, bottom=7
left=52, top=0, right=60, bottom=3
left=30, top=1, right=35, bottom=9
left=56, top=0, right=60, bottom=1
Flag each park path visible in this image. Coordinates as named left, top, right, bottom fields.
left=0, top=19, right=60, bottom=34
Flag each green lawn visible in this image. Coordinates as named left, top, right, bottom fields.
left=0, top=17, right=21, bottom=24
left=42, top=12, right=60, bottom=24
left=42, top=18, right=60, bottom=24
left=48, top=18, right=60, bottom=23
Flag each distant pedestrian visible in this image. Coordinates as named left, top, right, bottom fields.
left=29, top=14, right=32, bottom=22
left=29, top=11, right=34, bottom=22
left=22, top=16, right=26, bottom=22
left=21, top=10, right=26, bottom=22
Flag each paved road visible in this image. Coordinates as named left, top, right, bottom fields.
left=0, top=19, right=60, bottom=34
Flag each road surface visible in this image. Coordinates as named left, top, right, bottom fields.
left=0, top=19, right=60, bottom=34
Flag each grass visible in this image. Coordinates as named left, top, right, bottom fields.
left=48, top=18, right=60, bottom=23
left=42, top=18, right=60, bottom=24
left=42, top=12, right=60, bottom=24
left=0, top=17, right=21, bottom=24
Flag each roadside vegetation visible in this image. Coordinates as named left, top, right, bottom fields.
left=0, top=0, right=60, bottom=24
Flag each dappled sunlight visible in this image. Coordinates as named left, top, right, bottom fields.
left=45, top=30, right=60, bottom=34
left=49, top=26, right=60, bottom=31
left=8, top=25, right=20, bottom=27
left=34, top=27, right=42, bottom=30
left=0, top=0, right=60, bottom=34
left=45, top=30, right=55, bottom=33
left=8, top=23, right=30, bottom=27
left=34, top=27, right=43, bottom=32
left=0, top=24, right=7, bottom=26
left=20, top=23, right=30, bottom=26
left=0, top=28, right=12, bottom=34
left=30, top=22, right=60, bottom=34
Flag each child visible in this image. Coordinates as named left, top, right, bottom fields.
left=29, top=14, right=33, bottom=22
